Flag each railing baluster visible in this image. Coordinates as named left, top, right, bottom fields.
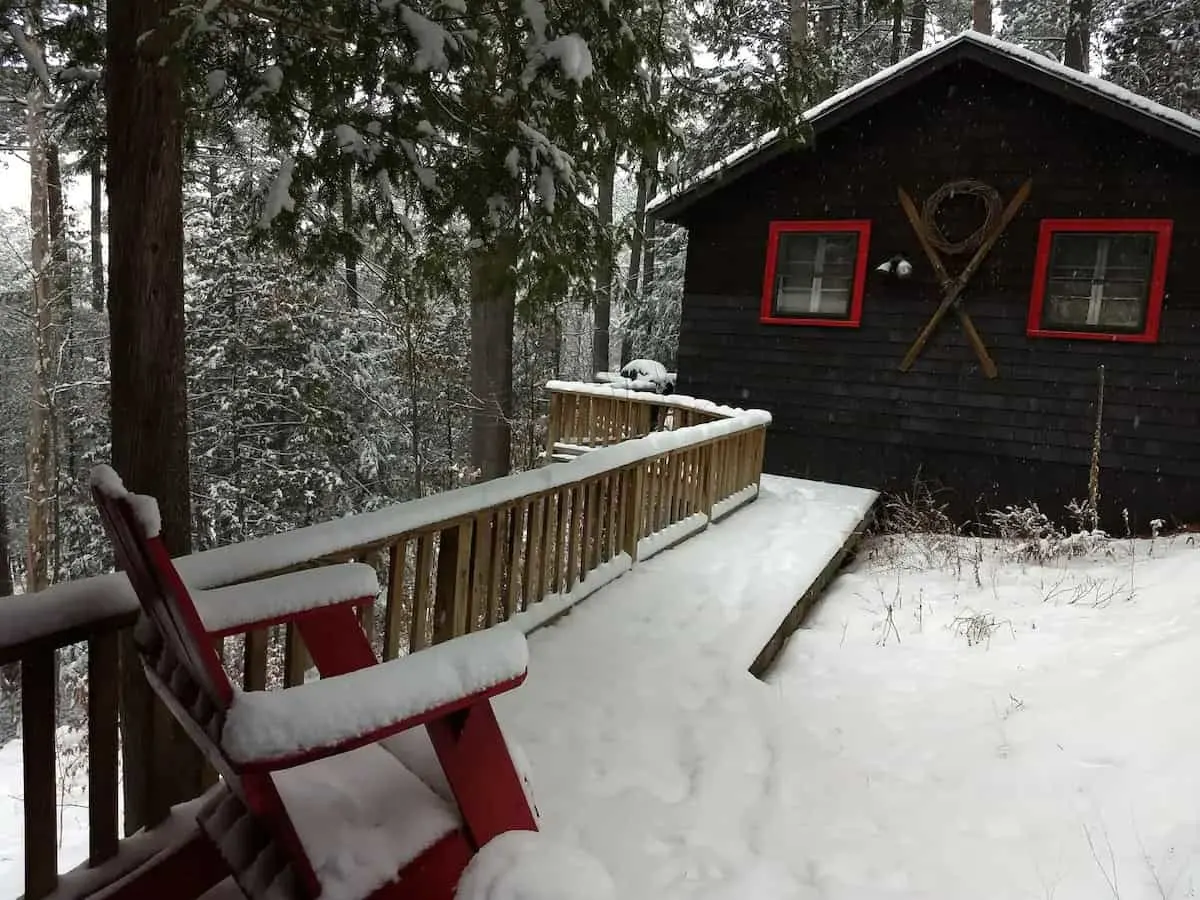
left=665, top=453, right=681, bottom=527
left=285, top=624, right=309, bottom=686
left=539, top=494, right=556, bottom=598
left=24, top=648, right=57, bottom=899
left=505, top=503, right=527, bottom=620
left=244, top=628, right=269, bottom=690
left=453, top=520, right=474, bottom=637
left=88, top=631, right=120, bottom=868
left=605, top=473, right=619, bottom=561
left=357, top=551, right=376, bottom=644
left=584, top=479, right=600, bottom=575
left=548, top=493, right=564, bottom=594
left=384, top=539, right=409, bottom=659
left=524, top=496, right=545, bottom=610
left=469, top=513, right=493, bottom=632
left=412, top=532, right=435, bottom=651
left=488, top=507, right=510, bottom=624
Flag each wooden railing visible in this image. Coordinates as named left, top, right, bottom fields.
left=545, top=380, right=742, bottom=458
left=0, top=383, right=770, bottom=900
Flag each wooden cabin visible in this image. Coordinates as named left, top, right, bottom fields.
left=650, top=31, right=1200, bottom=531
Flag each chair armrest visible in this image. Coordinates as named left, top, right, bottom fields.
left=193, top=563, right=379, bottom=636
left=221, top=626, right=529, bottom=772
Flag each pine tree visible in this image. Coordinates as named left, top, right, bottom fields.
left=1106, top=0, right=1200, bottom=114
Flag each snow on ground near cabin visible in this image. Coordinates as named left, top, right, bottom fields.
left=761, top=533, right=1200, bottom=900
left=498, top=493, right=1200, bottom=900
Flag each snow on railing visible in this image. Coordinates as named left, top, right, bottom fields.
left=545, top=380, right=765, bottom=458
left=0, top=384, right=770, bottom=900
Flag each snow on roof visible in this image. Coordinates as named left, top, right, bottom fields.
left=649, top=30, right=1200, bottom=219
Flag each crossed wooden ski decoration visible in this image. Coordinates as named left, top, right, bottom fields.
left=897, top=178, right=1032, bottom=379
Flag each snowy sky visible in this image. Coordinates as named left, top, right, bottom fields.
left=0, top=151, right=95, bottom=220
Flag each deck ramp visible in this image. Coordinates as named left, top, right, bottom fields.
left=493, top=474, right=877, bottom=899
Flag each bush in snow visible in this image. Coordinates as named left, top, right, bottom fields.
left=872, top=474, right=968, bottom=573
left=988, top=501, right=1108, bottom=564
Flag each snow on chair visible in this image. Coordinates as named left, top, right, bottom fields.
left=90, top=465, right=538, bottom=900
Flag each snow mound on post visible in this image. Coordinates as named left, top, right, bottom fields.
left=456, top=831, right=615, bottom=900
left=89, top=464, right=163, bottom=539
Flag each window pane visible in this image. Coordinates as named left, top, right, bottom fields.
left=1098, top=297, right=1145, bottom=329
left=1047, top=234, right=1100, bottom=277
left=1044, top=294, right=1091, bottom=328
left=815, top=288, right=851, bottom=316
left=1041, top=231, right=1156, bottom=333
left=772, top=231, right=859, bottom=318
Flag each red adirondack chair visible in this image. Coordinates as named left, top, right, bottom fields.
left=90, top=465, right=538, bottom=900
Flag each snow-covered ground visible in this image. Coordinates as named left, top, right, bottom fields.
left=500, top=493, right=1200, bottom=900
left=8, top=473, right=1200, bottom=900
left=764, top=530, right=1200, bottom=900
left=0, top=732, right=91, bottom=898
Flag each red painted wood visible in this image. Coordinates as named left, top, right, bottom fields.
left=232, top=674, right=527, bottom=773
left=759, top=219, right=872, bottom=328
left=206, top=596, right=371, bottom=638
left=241, top=773, right=323, bottom=896
left=1026, top=217, right=1173, bottom=343
left=295, top=604, right=379, bottom=676
left=101, top=831, right=227, bottom=900
left=96, top=474, right=539, bottom=900
left=372, top=830, right=475, bottom=900
left=93, top=486, right=235, bottom=706
left=427, top=702, right=539, bottom=850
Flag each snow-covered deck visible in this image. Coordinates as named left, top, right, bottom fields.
left=494, top=474, right=877, bottom=899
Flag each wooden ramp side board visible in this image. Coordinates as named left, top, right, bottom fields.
left=748, top=498, right=878, bottom=679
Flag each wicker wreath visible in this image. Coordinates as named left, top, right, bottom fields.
left=921, top=179, right=1002, bottom=255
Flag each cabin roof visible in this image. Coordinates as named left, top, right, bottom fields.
left=649, top=31, right=1200, bottom=223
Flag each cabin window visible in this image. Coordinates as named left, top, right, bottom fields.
left=1028, top=219, right=1172, bottom=343
left=760, top=220, right=871, bottom=327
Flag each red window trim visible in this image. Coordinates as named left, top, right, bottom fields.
left=1027, top=218, right=1173, bottom=343
left=760, top=220, right=872, bottom=327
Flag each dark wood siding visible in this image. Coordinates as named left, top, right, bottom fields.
left=675, top=59, right=1200, bottom=530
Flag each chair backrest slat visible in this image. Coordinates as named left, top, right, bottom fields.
left=92, top=485, right=234, bottom=709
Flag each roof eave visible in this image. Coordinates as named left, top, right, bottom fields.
left=650, top=43, right=970, bottom=224
left=651, top=35, right=1200, bottom=225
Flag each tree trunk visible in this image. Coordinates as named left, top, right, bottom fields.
left=47, top=145, right=72, bottom=312
left=620, top=75, right=662, bottom=368
left=48, top=143, right=75, bottom=577
left=90, top=156, right=104, bottom=312
left=1063, top=0, right=1091, bottom=71
left=972, top=0, right=991, bottom=33
left=469, top=232, right=517, bottom=482
left=26, top=45, right=53, bottom=597
left=107, top=0, right=204, bottom=832
left=890, top=0, right=904, bottom=63
left=591, top=153, right=615, bottom=377
left=907, top=0, right=926, bottom=55
left=0, top=486, right=12, bottom=597
left=788, top=0, right=809, bottom=81
left=342, top=174, right=358, bottom=305
left=641, top=162, right=660, bottom=305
